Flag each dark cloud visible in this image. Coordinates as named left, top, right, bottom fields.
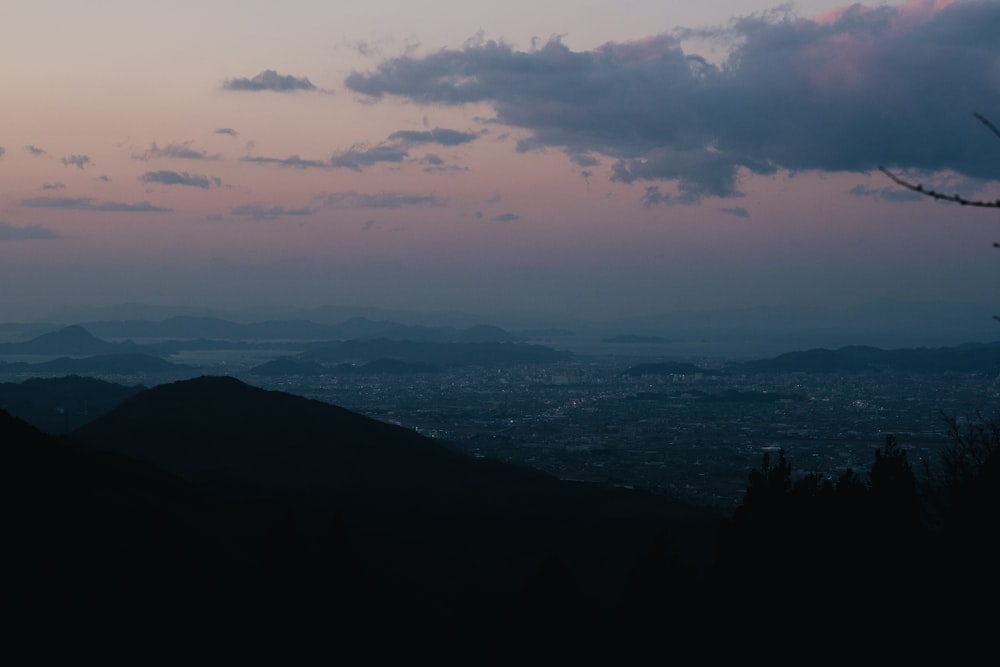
left=387, top=128, right=478, bottom=146
left=720, top=206, right=750, bottom=218
left=42, top=182, right=66, bottom=191
left=491, top=213, right=520, bottom=222
left=61, top=154, right=91, bottom=169
left=0, top=147, right=5, bottom=159
left=141, top=170, right=221, bottom=188
left=25, top=145, right=46, bottom=156
left=641, top=186, right=671, bottom=208
left=569, top=153, right=600, bottom=167
left=321, top=191, right=446, bottom=208
left=21, top=196, right=172, bottom=212
left=223, top=70, right=316, bottom=92
left=98, top=175, right=112, bottom=182
left=330, top=144, right=409, bottom=171
left=231, top=203, right=314, bottom=219
left=419, top=153, right=469, bottom=173
left=346, top=1, right=1000, bottom=202
left=214, top=128, right=239, bottom=136
left=0, top=222, right=60, bottom=240
left=134, top=142, right=219, bottom=160
left=240, top=154, right=329, bottom=169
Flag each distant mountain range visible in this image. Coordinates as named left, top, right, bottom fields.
left=621, top=341, right=1000, bottom=375
left=61, top=315, right=523, bottom=344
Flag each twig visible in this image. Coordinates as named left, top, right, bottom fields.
left=973, top=112, right=1000, bottom=142
left=879, top=112, right=1000, bottom=208
left=877, top=167, right=1000, bottom=208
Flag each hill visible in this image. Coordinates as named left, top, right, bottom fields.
left=71, top=375, right=719, bottom=563
left=64, top=375, right=722, bottom=657
left=728, top=342, right=1000, bottom=374
left=0, top=375, right=143, bottom=433
left=0, top=324, right=142, bottom=356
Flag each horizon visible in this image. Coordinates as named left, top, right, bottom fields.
left=2, top=1, right=999, bottom=324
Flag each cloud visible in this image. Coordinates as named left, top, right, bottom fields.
left=490, top=213, right=520, bottom=222
left=720, top=206, right=750, bottom=218
left=25, top=145, right=46, bottom=156
left=320, top=191, right=446, bottom=208
left=231, top=203, right=314, bottom=219
left=0, top=222, right=60, bottom=240
left=42, top=182, right=65, bottom=191
left=641, top=186, right=671, bottom=208
left=346, top=1, right=1000, bottom=202
left=223, top=69, right=316, bottom=92
left=21, top=196, right=172, bottom=212
left=330, top=144, right=409, bottom=171
left=61, top=154, right=92, bottom=169
left=141, top=170, right=221, bottom=188
left=134, top=141, right=219, bottom=160
left=387, top=128, right=478, bottom=146
left=419, top=153, right=469, bottom=173
left=214, top=127, right=239, bottom=136
left=0, top=147, right=5, bottom=158
left=240, top=154, right=329, bottom=169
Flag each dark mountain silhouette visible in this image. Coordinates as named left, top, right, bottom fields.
left=0, top=325, right=141, bottom=356
left=10, top=371, right=995, bottom=659
left=80, top=314, right=520, bottom=344
left=300, top=338, right=572, bottom=366
left=82, top=315, right=335, bottom=340
left=459, top=323, right=519, bottom=342
left=63, top=375, right=724, bottom=658
left=731, top=347, right=873, bottom=373
left=0, top=375, right=143, bottom=433
left=730, top=342, right=1000, bottom=373
left=23, top=353, right=189, bottom=375
left=1, top=407, right=399, bottom=658
left=71, top=375, right=716, bottom=546
left=248, top=356, right=327, bottom=376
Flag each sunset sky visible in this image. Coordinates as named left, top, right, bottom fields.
left=2, top=0, right=999, bottom=325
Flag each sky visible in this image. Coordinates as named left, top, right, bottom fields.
left=2, top=0, right=999, bottom=325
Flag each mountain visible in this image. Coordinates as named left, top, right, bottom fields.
left=0, top=375, right=143, bottom=433
left=0, top=407, right=396, bottom=658
left=71, top=375, right=720, bottom=574
left=65, top=375, right=724, bottom=657
left=300, top=338, right=572, bottom=366
left=0, top=325, right=141, bottom=356
left=730, top=342, right=1000, bottom=374
left=79, top=315, right=520, bottom=344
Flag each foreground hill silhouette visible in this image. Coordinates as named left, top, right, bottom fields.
left=67, top=375, right=722, bottom=657
left=0, top=375, right=143, bottom=433
left=1, top=407, right=409, bottom=659
left=10, top=373, right=998, bottom=659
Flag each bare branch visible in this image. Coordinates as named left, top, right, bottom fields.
left=879, top=112, right=1000, bottom=208
left=973, top=112, right=1000, bottom=142
left=877, top=167, right=1000, bottom=208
